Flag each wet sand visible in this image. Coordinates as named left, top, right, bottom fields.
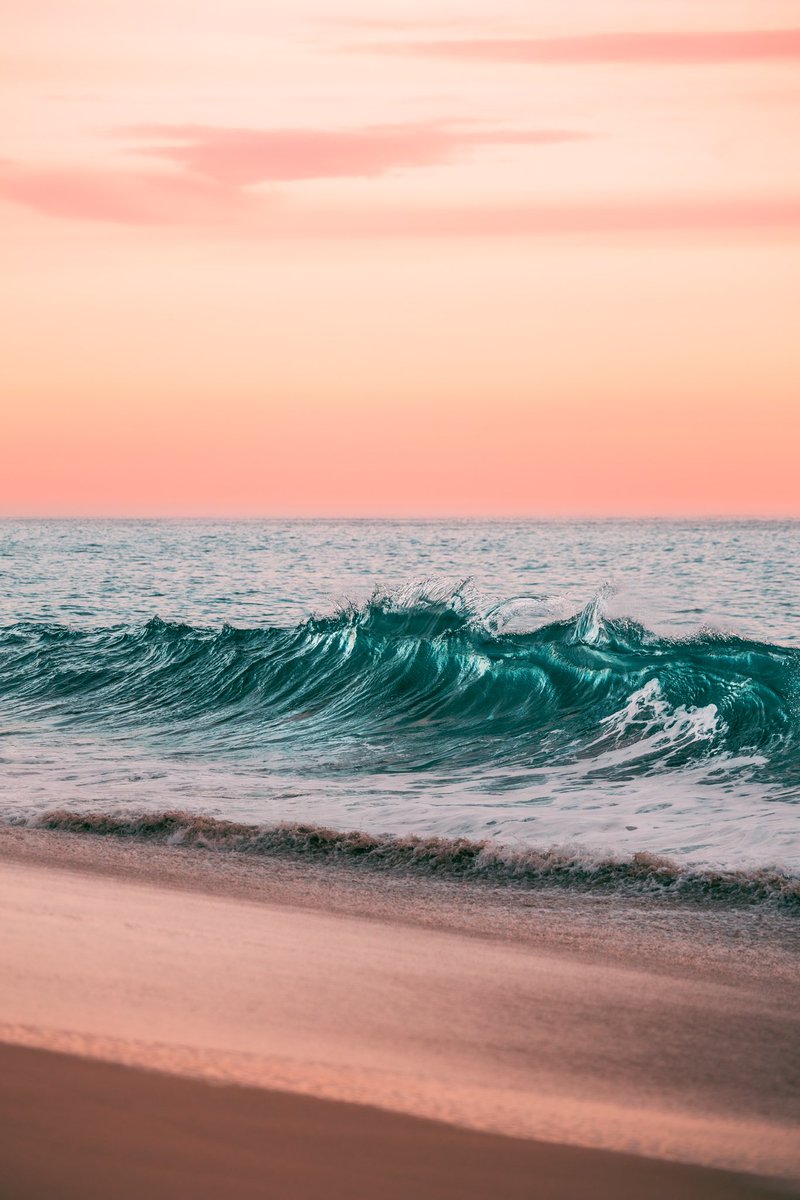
left=0, top=824, right=798, bottom=1195
left=0, top=1041, right=791, bottom=1200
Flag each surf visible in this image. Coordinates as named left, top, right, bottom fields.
left=0, top=586, right=797, bottom=784
left=21, top=808, right=800, bottom=908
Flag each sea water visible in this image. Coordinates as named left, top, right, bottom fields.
left=0, top=519, right=798, bottom=880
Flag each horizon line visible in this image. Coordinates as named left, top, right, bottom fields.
left=1, top=514, right=798, bottom=524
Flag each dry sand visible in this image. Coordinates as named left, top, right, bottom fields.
left=0, top=824, right=798, bottom=1197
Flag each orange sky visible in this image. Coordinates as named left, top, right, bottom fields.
left=2, top=1, right=799, bottom=516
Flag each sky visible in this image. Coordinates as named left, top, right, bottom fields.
left=2, top=0, right=799, bottom=517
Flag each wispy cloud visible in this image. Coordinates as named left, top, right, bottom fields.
left=352, top=29, right=800, bottom=66
left=2, top=159, right=798, bottom=241
left=0, top=163, right=254, bottom=226
left=124, top=122, right=587, bottom=187
left=0, top=120, right=589, bottom=229
left=320, top=195, right=800, bottom=238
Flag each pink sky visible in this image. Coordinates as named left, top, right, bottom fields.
left=2, top=0, right=799, bottom=516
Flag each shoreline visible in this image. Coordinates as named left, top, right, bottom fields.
left=20, top=807, right=800, bottom=908
left=1, top=823, right=799, bottom=1187
left=2, top=822, right=798, bottom=981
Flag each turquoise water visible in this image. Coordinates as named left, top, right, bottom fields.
left=1, top=520, right=798, bottom=873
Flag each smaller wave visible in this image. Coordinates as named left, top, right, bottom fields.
left=26, top=809, right=800, bottom=909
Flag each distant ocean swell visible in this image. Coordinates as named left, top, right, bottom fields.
left=1, top=586, right=798, bottom=785
left=25, top=809, right=800, bottom=907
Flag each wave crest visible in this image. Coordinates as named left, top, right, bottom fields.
left=1, top=585, right=798, bottom=785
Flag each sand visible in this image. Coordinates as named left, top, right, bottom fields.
left=0, top=824, right=798, bottom=1197
left=1, top=1042, right=792, bottom=1200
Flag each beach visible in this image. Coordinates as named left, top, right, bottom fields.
left=1, top=1044, right=792, bottom=1200
left=4, top=0, right=800, bottom=1180
left=1, top=823, right=798, bottom=1198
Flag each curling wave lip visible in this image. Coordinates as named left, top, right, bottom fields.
left=0, top=589, right=797, bottom=775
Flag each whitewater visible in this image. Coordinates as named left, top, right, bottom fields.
left=0, top=519, right=798, bottom=894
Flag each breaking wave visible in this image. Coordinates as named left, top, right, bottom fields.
left=26, top=809, right=800, bottom=907
left=0, top=584, right=798, bottom=788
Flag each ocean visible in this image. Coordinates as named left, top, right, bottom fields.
left=1, top=519, right=798, bottom=896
